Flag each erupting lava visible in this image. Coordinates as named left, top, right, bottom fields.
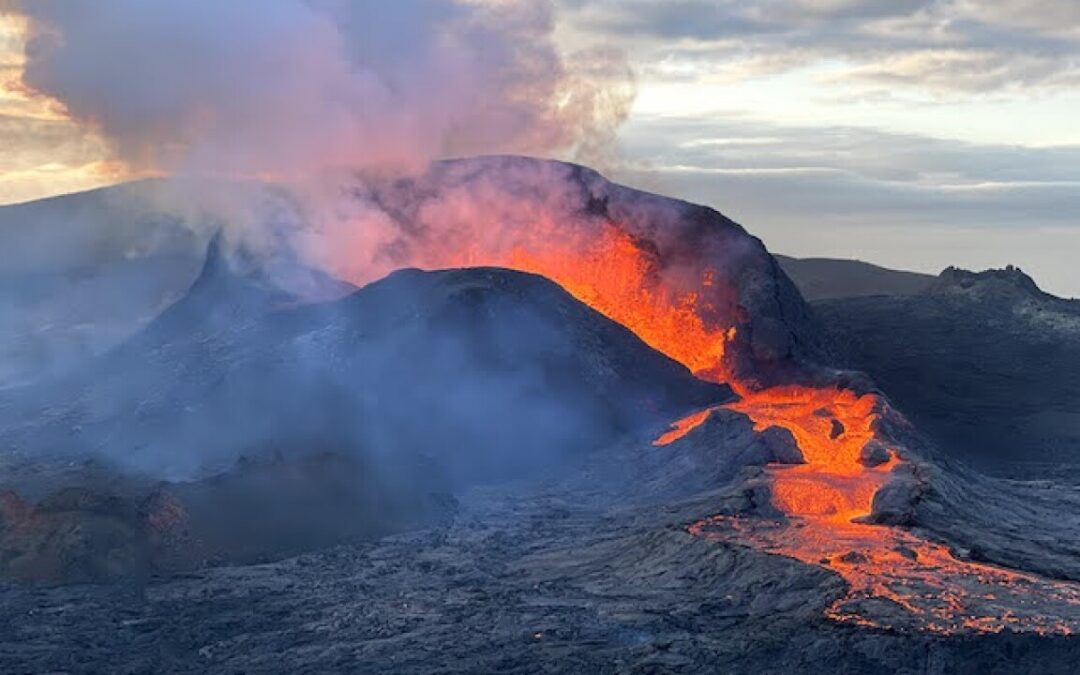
left=422, top=221, right=735, bottom=379
left=652, top=408, right=713, bottom=447
left=502, top=228, right=733, bottom=378
left=356, top=207, right=1080, bottom=634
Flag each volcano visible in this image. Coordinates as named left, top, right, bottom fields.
left=1, top=157, right=1079, bottom=673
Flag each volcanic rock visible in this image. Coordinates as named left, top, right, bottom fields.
left=829, top=418, right=845, bottom=439
left=624, top=408, right=803, bottom=501
left=0, top=488, right=148, bottom=583
left=837, top=550, right=869, bottom=565
left=866, top=463, right=922, bottom=525
left=5, top=453, right=1078, bottom=673
left=930, top=265, right=1056, bottom=303
left=858, top=439, right=892, bottom=467
left=0, top=451, right=455, bottom=584
left=146, top=451, right=455, bottom=572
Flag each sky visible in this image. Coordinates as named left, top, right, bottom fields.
left=2, top=1, right=1079, bottom=296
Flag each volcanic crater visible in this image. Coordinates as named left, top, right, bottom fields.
left=1, top=157, right=1079, bottom=673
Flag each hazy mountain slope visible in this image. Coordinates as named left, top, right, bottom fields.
left=0, top=182, right=209, bottom=385
left=0, top=182, right=350, bottom=387
left=775, top=254, right=935, bottom=300
left=1, top=236, right=730, bottom=483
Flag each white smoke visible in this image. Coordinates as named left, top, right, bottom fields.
left=8, top=0, right=633, bottom=179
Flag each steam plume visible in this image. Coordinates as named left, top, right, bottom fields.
left=7, top=0, right=633, bottom=178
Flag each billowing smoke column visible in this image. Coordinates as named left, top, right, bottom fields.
left=7, top=0, right=633, bottom=178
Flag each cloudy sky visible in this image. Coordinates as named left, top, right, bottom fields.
left=2, top=1, right=1079, bottom=295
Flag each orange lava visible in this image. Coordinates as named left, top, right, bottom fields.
left=662, top=389, right=1080, bottom=634
left=344, top=210, right=1080, bottom=634
left=653, top=408, right=712, bottom=446
left=690, top=512, right=1080, bottom=635
left=442, top=223, right=732, bottom=377
left=727, top=386, right=894, bottom=523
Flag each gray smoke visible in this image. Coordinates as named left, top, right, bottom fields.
left=8, top=0, right=633, bottom=178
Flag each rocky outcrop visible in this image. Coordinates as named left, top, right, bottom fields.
left=866, top=463, right=922, bottom=525
left=614, top=408, right=803, bottom=501
left=0, top=488, right=148, bottom=583
left=930, top=265, right=1059, bottom=304
left=0, top=452, right=455, bottom=584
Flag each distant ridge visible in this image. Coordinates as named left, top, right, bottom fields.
left=775, top=254, right=936, bottom=301
left=929, top=264, right=1074, bottom=306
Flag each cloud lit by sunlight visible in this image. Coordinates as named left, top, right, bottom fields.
left=0, top=13, right=134, bottom=204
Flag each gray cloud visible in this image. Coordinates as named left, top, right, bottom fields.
left=562, top=0, right=1080, bottom=94
left=620, top=116, right=1080, bottom=185
left=567, top=0, right=783, bottom=40
left=567, top=0, right=933, bottom=36
left=8, top=0, right=633, bottom=178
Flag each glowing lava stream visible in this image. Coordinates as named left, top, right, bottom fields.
left=366, top=218, right=1080, bottom=633
left=660, top=396, right=1080, bottom=635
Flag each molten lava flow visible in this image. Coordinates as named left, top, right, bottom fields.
left=670, top=390, right=1080, bottom=634
left=652, top=408, right=712, bottom=446
left=355, top=210, right=1080, bottom=634
left=689, top=511, right=1080, bottom=635
left=434, top=222, right=732, bottom=377
left=727, top=386, right=894, bottom=523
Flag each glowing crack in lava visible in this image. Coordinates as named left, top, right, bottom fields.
left=343, top=211, right=1080, bottom=634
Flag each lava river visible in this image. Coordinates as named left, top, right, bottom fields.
left=663, top=392, right=1080, bottom=635
left=348, top=214, right=1080, bottom=635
